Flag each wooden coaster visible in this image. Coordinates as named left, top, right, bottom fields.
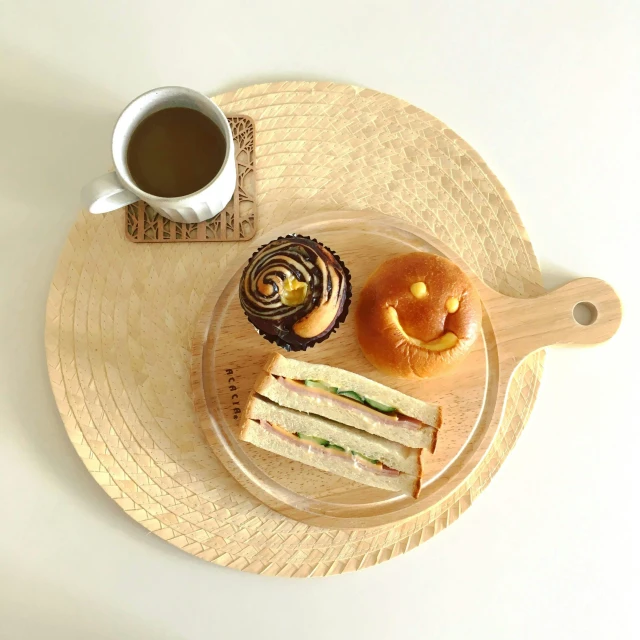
left=124, top=115, right=256, bottom=243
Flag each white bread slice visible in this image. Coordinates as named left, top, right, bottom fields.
left=263, top=353, right=442, bottom=429
left=254, top=372, right=438, bottom=449
left=240, top=418, right=419, bottom=496
left=247, top=395, right=428, bottom=476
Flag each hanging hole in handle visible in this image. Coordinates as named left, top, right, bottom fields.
left=573, top=302, right=598, bottom=326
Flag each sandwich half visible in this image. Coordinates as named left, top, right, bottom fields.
left=253, top=353, right=441, bottom=449
left=241, top=396, right=428, bottom=497
left=239, top=354, right=442, bottom=498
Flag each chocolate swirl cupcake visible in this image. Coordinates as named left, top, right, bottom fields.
left=239, top=235, right=351, bottom=351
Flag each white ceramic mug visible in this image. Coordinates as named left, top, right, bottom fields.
left=81, top=86, right=236, bottom=223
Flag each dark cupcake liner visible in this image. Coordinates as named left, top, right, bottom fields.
left=242, top=234, right=352, bottom=352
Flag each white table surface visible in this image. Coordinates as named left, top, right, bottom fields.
left=1, top=2, right=638, bottom=638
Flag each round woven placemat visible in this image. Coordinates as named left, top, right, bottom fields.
left=46, top=81, right=545, bottom=577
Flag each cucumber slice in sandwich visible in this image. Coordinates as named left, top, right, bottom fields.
left=364, top=398, right=396, bottom=413
left=337, top=390, right=365, bottom=403
left=354, top=452, right=380, bottom=465
left=304, top=379, right=338, bottom=393
left=304, top=380, right=394, bottom=413
left=296, top=433, right=330, bottom=446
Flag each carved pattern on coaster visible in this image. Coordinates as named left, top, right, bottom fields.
left=125, top=116, right=256, bottom=243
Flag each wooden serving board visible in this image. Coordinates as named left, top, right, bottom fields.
left=191, top=210, right=622, bottom=529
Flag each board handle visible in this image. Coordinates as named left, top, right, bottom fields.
left=489, top=277, right=622, bottom=368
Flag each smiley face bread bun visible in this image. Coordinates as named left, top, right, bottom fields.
left=355, top=252, right=481, bottom=378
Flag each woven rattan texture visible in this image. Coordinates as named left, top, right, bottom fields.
left=46, top=82, right=544, bottom=576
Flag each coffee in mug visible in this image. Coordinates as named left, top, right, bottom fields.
left=81, top=86, right=236, bottom=223
left=126, top=107, right=227, bottom=198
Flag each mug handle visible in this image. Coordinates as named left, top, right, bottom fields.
left=81, top=172, right=139, bottom=214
